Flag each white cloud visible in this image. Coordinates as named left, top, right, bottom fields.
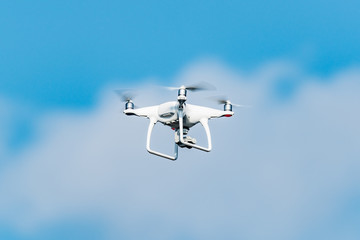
left=0, top=60, right=359, bottom=240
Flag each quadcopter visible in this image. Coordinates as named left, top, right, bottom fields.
left=119, top=84, right=246, bottom=160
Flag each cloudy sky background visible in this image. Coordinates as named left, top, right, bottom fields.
left=1, top=1, right=360, bottom=239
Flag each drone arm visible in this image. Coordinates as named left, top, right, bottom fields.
left=186, top=104, right=233, bottom=120
left=124, top=106, right=158, bottom=118
left=178, top=109, right=212, bottom=152
left=207, top=108, right=234, bottom=119
left=146, top=118, right=178, bottom=160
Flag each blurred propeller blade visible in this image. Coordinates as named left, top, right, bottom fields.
left=165, top=81, right=216, bottom=92
left=164, top=87, right=180, bottom=91
left=231, top=103, right=252, bottom=108
left=209, top=96, right=252, bottom=108
left=114, top=89, right=136, bottom=102
left=186, top=82, right=216, bottom=91
left=208, top=96, right=228, bottom=105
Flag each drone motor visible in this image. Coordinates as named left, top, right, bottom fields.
left=125, top=100, right=134, bottom=110
left=177, top=86, right=187, bottom=107
left=224, top=102, right=232, bottom=111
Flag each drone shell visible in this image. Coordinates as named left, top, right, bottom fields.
left=157, top=101, right=178, bottom=122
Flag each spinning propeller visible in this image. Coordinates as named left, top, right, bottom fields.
left=114, top=89, right=136, bottom=102
left=165, top=82, right=216, bottom=107
left=165, top=82, right=216, bottom=92
left=215, top=98, right=252, bottom=108
left=114, top=89, right=136, bottom=109
left=210, top=96, right=252, bottom=111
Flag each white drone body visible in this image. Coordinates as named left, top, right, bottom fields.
left=123, top=86, right=234, bottom=160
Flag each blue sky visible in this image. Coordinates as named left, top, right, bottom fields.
left=1, top=0, right=360, bottom=108
left=1, top=1, right=360, bottom=240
